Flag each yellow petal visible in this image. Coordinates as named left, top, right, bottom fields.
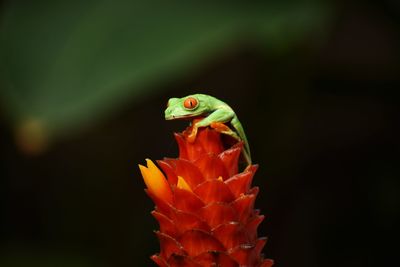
left=177, top=176, right=192, bottom=192
left=139, top=159, right=173, bottom=204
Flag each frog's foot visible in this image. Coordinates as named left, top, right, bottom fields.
left=210, top=122, right=240, bottom=141
left=187, top=126, right=198, bottom=143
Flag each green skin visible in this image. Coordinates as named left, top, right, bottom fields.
left=165, top=94, right=251, bottom=165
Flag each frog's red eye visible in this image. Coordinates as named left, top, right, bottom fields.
left=183, top=97, right=198, bottom=110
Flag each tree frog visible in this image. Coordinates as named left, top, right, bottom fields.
left=164, top=94, right=251, bottom=165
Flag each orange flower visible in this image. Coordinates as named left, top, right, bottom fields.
left=139, top=159, right=173, bottom=205
left=139, top=126, right=273, bottom=267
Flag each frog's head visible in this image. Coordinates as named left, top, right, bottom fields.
left=165, top=94, right=207, bottom=120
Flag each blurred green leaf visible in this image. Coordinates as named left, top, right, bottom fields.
left=0, top=0, right=330, bottom=139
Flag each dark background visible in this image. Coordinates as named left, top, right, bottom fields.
left=1, top=1, right=399, bottom=266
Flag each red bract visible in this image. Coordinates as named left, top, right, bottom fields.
left=139, top=126, right=273, bottom=267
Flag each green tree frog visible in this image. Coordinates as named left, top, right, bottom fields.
left=164, top=94, right=251, bottom=165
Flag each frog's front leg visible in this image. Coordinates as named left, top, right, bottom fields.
left=187, top=109, right=234, bottom=143
left=187, top=125, right=198, bottom=143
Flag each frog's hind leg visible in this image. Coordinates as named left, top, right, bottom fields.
left=210, top=122, right=240, bottom=141
left=210, top=122, right=251, bottom=165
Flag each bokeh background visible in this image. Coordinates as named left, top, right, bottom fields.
left=0, top=0, right=399, bottom=266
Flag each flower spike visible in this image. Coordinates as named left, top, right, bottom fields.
left=139, top=95, right=273, bottom=266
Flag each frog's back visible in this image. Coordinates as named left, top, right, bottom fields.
left=196, top=94, right=231, bottom=111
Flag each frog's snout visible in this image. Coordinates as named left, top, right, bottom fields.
left=164, top=109, right=173, bottom=120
